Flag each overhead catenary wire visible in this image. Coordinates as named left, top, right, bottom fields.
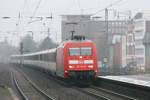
left=22, top=0, right=43, bottom=32
left=62, top=0, right=124, bottom=16
left=0, top=0, right=28, bottom=43
left=14, top=0, right=28, bottom=31
left=92, top=0, right=124, bottom=16
left=31, top=0, right=43, bottom=19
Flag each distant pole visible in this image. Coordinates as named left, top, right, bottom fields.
left=48, top=28, right=50, bottom=37
left=71, top=31, right=75, bottom=40
left=104, top=8, right=109, bottom=65
left=20, top=42, right=23, bottom=55
left=46, top=12, right=53, bottom=38
left=105, top=8, right=108, bottom=36
left=28, top=31, right=34, bottom=39
left=20, top=42, right=24, bottom=67
left=65, top=22, right=78, bottom=40
left=31, top=32, right=33, bottom=39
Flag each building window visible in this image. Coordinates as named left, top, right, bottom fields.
left=135, top=39, right=143, bottom=45
left=135, top=48, right=144, bottom=55
left=136, top=57, right=144, bottom=64
left=135, top=21, right=144, bottom=28
left=135, top=29, right=144, bottom=36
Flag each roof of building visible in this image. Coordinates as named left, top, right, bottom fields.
left=134, top=12, right=150, bottom=20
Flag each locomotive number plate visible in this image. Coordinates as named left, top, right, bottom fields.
left=78, top=60, right=84, bottom=64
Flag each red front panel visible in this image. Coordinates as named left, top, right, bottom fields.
left=63, top=42, right=98, bottom=78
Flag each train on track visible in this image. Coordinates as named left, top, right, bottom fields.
left=11, top=36, right=98, bottom=81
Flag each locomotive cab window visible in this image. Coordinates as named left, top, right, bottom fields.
left=69, top=47, right=92, bottom=56
left=81, top=47, right=92, bottom=56
left=69, top=47, right=80, bottom=56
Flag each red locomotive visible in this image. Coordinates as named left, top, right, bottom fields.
left=11, top=36, right=98, bottom=81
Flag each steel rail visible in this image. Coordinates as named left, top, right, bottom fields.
left=75, top=87, right=110, bottom=100
left=23, top=73, right=55, bottom=100
left=14, top=67, right=55, bottom=100
left=91, top=86, right=137, bottom=100
left=37, top=70, right=109, bottom=100
left=12, top=72, right=29, bottom=100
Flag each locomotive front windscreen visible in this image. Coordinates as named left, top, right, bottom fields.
left=69, top=47, right=92, bottom=56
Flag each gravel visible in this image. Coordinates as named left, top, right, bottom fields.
left=0, top=63, right=15, bottom=100
left=0, top=63, right=12, bottom=87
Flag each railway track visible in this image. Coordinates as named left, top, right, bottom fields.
left=23, top=68, right=128, bottom=100
left=12, top=72, right=29, bottom=100
left=91, top=86, right=137, bottom=100
left=46, top=74, right=135, bottom=100
left=14, top=66, right=101, bottom=100
left=14, top=66, right=137, bottom=100
left=11, top=71, right=55, bottom=100
left=46, top=76, right=110, bottom=100
left=75, top=87, right=110, bottom=100
left=22, top=67, right=108, bottom=100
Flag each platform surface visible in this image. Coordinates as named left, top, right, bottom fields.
left=99, top=75, right=150, bottom=87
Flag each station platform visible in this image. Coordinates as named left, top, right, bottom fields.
left=99, top=75, right=150, bottom=87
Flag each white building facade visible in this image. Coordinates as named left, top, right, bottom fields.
left=134, top=12, right=150, bottom=70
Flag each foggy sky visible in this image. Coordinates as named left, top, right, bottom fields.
left=0, top=0, right=150, bottom=46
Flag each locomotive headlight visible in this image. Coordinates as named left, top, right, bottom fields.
left=88, top=65, right=94, bottom=68
left=69, top=65, right=74, bottom=68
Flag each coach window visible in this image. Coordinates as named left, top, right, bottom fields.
left=33, top=55, right=36, bottom=60
left=49, top=53, right=56, bottom=62
left=26, top=56, right=29, bottom=60
left=40, top=55, right=42, bottom=61
left=34, top=55, right=38, bottom=60
left=44, top=54, right=49, bottom=61
left=42, top=54, right=45, bottom=61
left=29, top=56, right=32, bottom=60
left=24, top=56, right=26, bottom=60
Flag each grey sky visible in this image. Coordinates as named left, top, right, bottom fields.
left=0, top=0, right=150, bottom=46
